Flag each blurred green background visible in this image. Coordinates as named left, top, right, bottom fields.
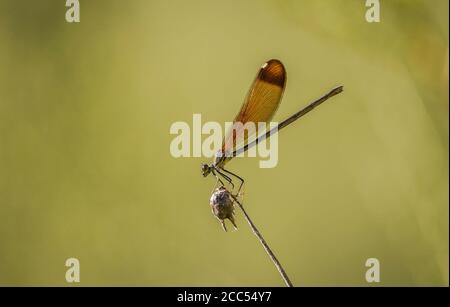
left=0, top=0, right=448, bottom=286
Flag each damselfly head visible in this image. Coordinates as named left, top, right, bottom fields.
left=210, top=186, right=237, bottom=232
left=201, top=163, right=212, bottom=177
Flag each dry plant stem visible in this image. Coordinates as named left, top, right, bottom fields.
left=223, top=86, right=344, bottom=286
left=230, top=194, right=294, bottom=287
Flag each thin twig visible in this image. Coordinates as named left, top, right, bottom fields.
left=224, top=86, right=344, bottom=286
left=230, top=194, right=294, bottom=287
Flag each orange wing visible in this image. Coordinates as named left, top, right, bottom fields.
left=222, top=59, right=286, bottom=155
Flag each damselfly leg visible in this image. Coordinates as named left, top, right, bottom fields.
left=220, top=168, right=245, bottom=198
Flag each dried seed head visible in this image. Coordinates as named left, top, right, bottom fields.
left=210, top=186, right=237, bottom=231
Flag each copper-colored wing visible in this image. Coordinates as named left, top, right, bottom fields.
left=222, top=59, right=286, bottom=155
